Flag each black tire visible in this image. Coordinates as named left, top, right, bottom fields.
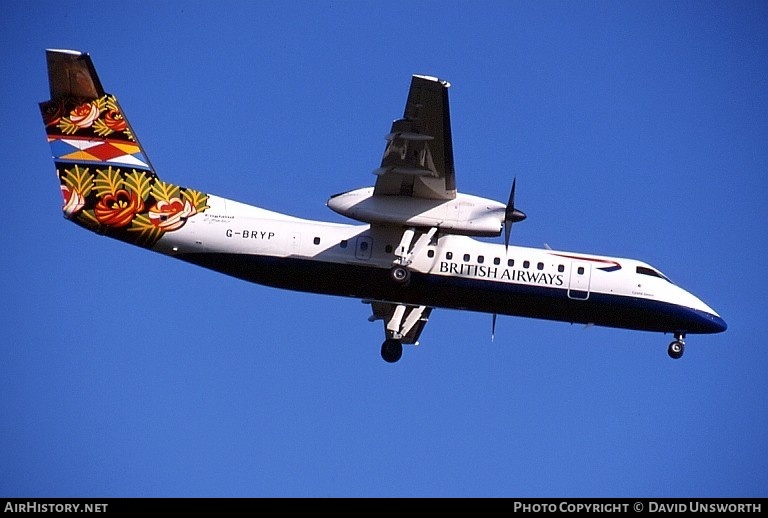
left=668, top=340, right=684, bottom=360
left=390, top=265, right=411, bottom=285
left=381, top=339, right=403, bottom=363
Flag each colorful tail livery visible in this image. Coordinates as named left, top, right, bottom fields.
left=40, top=50, right=726, bottom=363
left=40, top=49, right=209, bottom=248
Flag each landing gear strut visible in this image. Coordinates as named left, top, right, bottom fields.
left=390, top=226, right=438, bottom=286
left=381, top=338, right=403, bottom=363
left=368, top=303, right=431, bottom=363
left=668, top=333, right=685, bottom=359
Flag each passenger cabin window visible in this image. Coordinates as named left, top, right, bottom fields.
left=340, top=240, right=348, bottom=249
left=463, top=253, right=470, bottom=262
left=507, top=259, right=514, bottom=267
left=558, top=264, right=565, bottom=273
left=494, top=258, right=501, bottom=265
left=427, top=249, right=435, bottom=258
left=577, top=266, right=585, bottom=275
left=313, top=237, right=321, bottom=245
left=446, top=252, right=453, bottom=260
left=478, top=255, right=484, bottom=264
left=537, top=262, right=544, bottom=270
left=523, top=260, right=530, bottom=269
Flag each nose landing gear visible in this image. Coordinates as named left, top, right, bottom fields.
left=390, top=226, right=438, bottom=286
left=390, top=265, right=412, bottom=285
left=668, top=333, right=685, bottom=359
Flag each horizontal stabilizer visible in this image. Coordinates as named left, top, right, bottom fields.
left=46, top=49, right=104, bottom=100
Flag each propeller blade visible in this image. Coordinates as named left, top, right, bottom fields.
left=504, top=224, right=512, bottom=252
left=504, top=178, right=527, bottom=250
left=507, top=177, right=517, bottom=208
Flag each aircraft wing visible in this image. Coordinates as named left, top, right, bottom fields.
left=373, top=75, right=456, bottom=201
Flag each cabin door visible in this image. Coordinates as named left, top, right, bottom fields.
left=567, top=261, right=592, bottom=300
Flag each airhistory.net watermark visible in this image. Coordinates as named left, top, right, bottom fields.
left=4, top=501, right=107, bottom=513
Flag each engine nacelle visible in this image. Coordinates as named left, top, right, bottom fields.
left=327, top=187, right=507, bottom=237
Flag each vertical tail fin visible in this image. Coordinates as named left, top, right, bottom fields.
left=40, top=50, right=208, bottom=247
left=41, top=50, right=156, bottom=180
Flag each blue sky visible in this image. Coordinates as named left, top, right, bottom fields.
left=1, top=1, right=766, bottom=497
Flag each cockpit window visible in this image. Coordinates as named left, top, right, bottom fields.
left=636, top=266, right=672, bottom=283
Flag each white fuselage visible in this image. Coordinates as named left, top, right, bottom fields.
left=150, top=193, right=725, bottom=336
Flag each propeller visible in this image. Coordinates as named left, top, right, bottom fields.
left=491, top=179, right=528, bottom=342
left=492, top=313, right=497, bottom=342
left=504, top=177, right=527, bottom=250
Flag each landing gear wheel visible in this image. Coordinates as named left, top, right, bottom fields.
left=668, top=340, right=685, bottom=359
left=381, top=339, right=403, bottom=363
left=390, top=265, right=411, bottom=285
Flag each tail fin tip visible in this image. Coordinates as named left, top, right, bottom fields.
left=45, top=48, right=104, bottom=100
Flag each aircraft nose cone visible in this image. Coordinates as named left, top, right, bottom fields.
left=693, top=310, right=727, bottom=334
left=682, top=308, right=727, bottom=334
left=709, top=314, right=728, bottom=334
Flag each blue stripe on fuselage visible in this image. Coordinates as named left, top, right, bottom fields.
left=174, top=252, right=724, bottom=335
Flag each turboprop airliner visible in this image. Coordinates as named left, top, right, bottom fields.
left=39, top=49, right=726, bottom=363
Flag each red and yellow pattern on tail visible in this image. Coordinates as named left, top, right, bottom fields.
left=40, top=50, right=208, bottom=248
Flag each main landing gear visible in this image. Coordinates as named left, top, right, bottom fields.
left=376, top=227, right=438, bottom=362
left=381, top=338, right=403, bottom=363
left=368, top=302, right=432, bottom=363
left=668, top=332, right=685, bottom=359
